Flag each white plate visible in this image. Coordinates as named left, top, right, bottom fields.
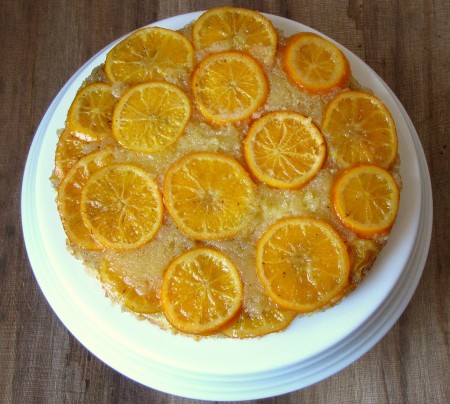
left=21, top=12, right=432, bottom=401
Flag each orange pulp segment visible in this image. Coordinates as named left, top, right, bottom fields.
left=99, top=261, right=161, bottom=314
left=66, top=82, right=115, bottom=141
left=81, top=164, right=163, bottom=249
left=321, top=91, right=398, bottom=168
left=192, top=7, right=277, bottom=65
left=244, top=111, right=326, bottom=189
left=332, top=164, right=400, bottom=238
left=191, top=51, right=269, bottom=125
left=57, top=148, right=114, bottom=250
left=161, top=248, right=243, bottom=335
left=256, top=217, right=350, bottom=312
left=112, top=82, right=191, bottom=153
left=105, top=26, right=194, bottom=86
left=163, top=152, right=255, bottom=240
left=282, top=32, right=350, bottom=93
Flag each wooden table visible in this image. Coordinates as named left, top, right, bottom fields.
left=1, top=1, right=448, bottom=403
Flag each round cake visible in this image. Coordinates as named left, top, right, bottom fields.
left=52, top=7, right=401, bottom=339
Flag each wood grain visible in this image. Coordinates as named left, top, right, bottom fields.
left=1, top=1, right=448, bottom=403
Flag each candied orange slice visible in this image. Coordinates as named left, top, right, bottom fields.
left=223, top=292, right=297, bottom=338
left=161, top=248, right=243, bottom=335
left=112, top=82, right=191, bottom=153
left=163, top=152, right=255, bottom=240
left=332, top=164, right=400, bottom=238
left=81, top=164, right=163, bottom=249
left=66, top=82, right=115, bottom=141
left=54, top=129, right=98, bottom=181
left=192, top=7, right=277, bottom=65
left=105, top=26, right=194, bottom=86
left=57, top=148, right=114, bottom=250
left=348, top=239, right=379, bottom=283
left=99, top=261, right=161, bottom=314
left=244, top=111, right=326, bottom=189
left=191, top=51, right=269, bottom=125
left=282, top=32, right=350, bottom=93
left=330, top=238, right=380, bottom=304
left=256, top=217, right=350, bottom=312
left=321, top=91, right=398, bottom=168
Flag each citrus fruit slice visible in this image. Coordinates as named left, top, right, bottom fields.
left=332, top=164, right=400, bottom=238
left=66, top=82, right=115, bottom=141
left=321, top=91, right=398, bottom=168
left=282, top=32, right=350, bottom=93
left=223, top=292, right=297, bottom=338
left=330, top=238, right=380, bottom=304
left=99, top=261, right=161, bottom=314
left=81, top=164, right=163, bottom=249
left=163, top=152, right=255, bottom=240
left=348, top=238, right=379, bottom=283
left=57, top=148, right=114, bottom=250
left=105, top=26, right=194, bottom=86
left=256, top=217, right=350, bottom=312
left=192, top=7, right=277, bottom=65
left=191, top=51, right=269, bottom=125
left=112, top=82, right=191, bottom=153
left=54, top=129, right=95, bottom=181
left=161, top=248, right=243, bottom=335
left=244, top=111, right=326, bottom=189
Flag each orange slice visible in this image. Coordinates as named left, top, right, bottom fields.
left=321, top=91, right=398, bottom=168
left=192, top=7, right=277, bottom=65
left=163, top=152, right=255, bottom=240
left=330, top=238, right=380, bottom=304
left=54, top=128, right=97, bottom=181
left=80, top=164, right=163, bottom=249
left=332, top=164, right=400, bottom=238
left=282, top=32, right=350, bottom=93
left=348, top=239, right=379, bottom=283
left=112, top=82, right=191, bottom=153
left=99, top=261, right=161, bottom=314
left=191, top=51, right=269, bottom=125
left=244, top=111, right=326, bottom=189
left=256, top=217, right=350, bottom=312
left=105, top=26, right=194, bottom=86
left=223, top=292, right=297, bottom=338
left=57, top=148, right=114, bottom=250
left=161, top=248, right=243, bottom=335
left=66, top=82, right=115, bottom=141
